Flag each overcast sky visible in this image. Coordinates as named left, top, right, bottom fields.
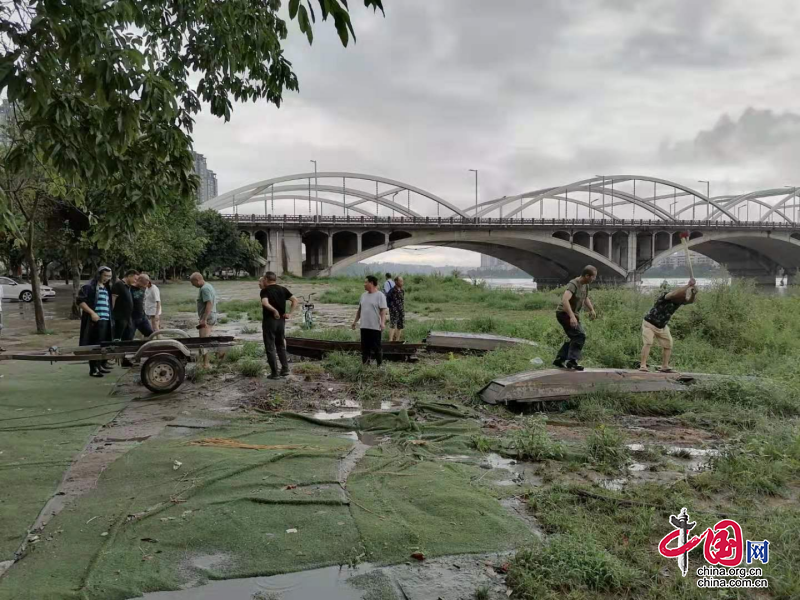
left=193, top=0, right=800, bottom=266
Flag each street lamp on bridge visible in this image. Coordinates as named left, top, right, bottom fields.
left=468, top=169, right=478, bottom=218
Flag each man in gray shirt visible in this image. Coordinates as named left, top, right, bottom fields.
left=351, top=275, right=388, bottom=366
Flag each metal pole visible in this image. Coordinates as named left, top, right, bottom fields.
left=271, top=184, right=274, bottom=215
left=698, top=180, right=709, bottom=221
left=308, top=177, right=311, bottom=215
left=310, top=160, right=318, bottom=217
left=633, top=179, right=636, bottom=220
left=343, top=177, right=346, bottom=217
left=376, top=181, right=379, bottom=216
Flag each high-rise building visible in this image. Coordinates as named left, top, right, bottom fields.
left=480, top=254, right=515, bottom=271
left=192, top=152, right=219, bottom=205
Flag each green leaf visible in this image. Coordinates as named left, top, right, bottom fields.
left=289, top=0, right=301, bottom=19
left=298, top=6, right=313, bottom=44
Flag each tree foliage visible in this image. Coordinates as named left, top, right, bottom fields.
left=195, top=210, right=261, bottom=274
left=0, top=0, right=384, bottom=235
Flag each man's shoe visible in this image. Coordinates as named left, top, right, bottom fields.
left=267, top=373, right=281, bottom=380
left=565, top=360, right=584, bottom=371
left=98, top=366, right=112, bottom=374
left=553, top=358, right=566, bottom=369
left=279, top=369, right=290, bottom=377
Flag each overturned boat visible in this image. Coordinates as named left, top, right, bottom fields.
left=480, top=368, right=728, bottom=405
left=285, top=337, right=423, bottom=361
left=424, top=331, right=538, bottom=353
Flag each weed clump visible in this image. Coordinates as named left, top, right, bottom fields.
left=240, top=324, right=259, bottom=334
left=509, top=416, right=564, bottom=461
left=584, top=425, right=629, bottom=472
left=238, top=359, right=264, bottom=377
left=509, top=535, right=637, bottom=598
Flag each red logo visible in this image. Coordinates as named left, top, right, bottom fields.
left=659, top=509, right=744, bottom=575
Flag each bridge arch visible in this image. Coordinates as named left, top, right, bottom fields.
left=309, top=230, right=628, bottom=281
left=641, top=231, right=800, bottom=283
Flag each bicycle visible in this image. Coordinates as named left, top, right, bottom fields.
left=298, top=294, right=315, bottom=329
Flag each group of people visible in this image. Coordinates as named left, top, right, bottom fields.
left=347, top=273, right=405, bottom=367
left=74, top=261, right=695, bottom=380
left=553, top=265, right=697, bottom=373
left=76, top=267, right=162, bottom=376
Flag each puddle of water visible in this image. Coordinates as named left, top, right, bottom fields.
left=330, top=398, right=361, bottom=409
left=482, top=453, right=517, bottom=471
left=143, top=564, right=372, bottom=600
left=312, top=411, right=362, bottom=421
left=340, top=431, right=359, bottom=441
left=600, top=478, right=628, bottom=491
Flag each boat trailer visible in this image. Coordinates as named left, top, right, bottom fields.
left=0, top=329, right=236, bottom=394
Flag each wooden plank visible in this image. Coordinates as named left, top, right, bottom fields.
left=480, top=368, right=728, bottom=405
left=284, top=337, right=422, bottom=361
left=425, top=331, right=538, bottom=352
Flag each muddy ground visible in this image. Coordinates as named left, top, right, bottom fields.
left=0, top=280, right=743, bottom=599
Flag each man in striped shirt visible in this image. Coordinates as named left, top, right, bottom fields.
left=78, top=267, right=114, bottom=377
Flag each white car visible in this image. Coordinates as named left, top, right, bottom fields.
left=0, top=277, right=56, bottom=302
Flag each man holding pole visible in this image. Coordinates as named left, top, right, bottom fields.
left=639, top=279, right=697, bottom=372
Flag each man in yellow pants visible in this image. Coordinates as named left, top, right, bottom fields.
left=640, top=279, right=697, bottom=373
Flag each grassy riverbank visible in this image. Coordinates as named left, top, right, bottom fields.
left=1, top=275, right=798, bottom=599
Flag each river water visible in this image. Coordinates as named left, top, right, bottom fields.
left=469, top=277, right=787, bottom=291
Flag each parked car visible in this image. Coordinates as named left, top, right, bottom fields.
left=0, top=277, right=56, bottom=302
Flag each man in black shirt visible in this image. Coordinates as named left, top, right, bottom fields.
left=130, top=275, right=154, bottom=338
left=112, top=270, right=139, bottom=341
left=640, top=278, right=697, bottom=373
left=260, top=271, right=298, bottom=379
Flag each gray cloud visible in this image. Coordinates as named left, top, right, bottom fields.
left=192, top=0, right=800, bottom=264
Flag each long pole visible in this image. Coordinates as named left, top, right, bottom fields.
left=698, top=180, right=710, bottom=221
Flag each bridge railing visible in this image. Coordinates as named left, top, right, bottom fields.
left=222, top=214, right=799, bottom=229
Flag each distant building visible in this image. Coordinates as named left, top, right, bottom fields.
left=192, top=152, right=218, bottom=205
left=480, top=254, right=515, bottom=271
left=653, top=251, right=718, bottom=269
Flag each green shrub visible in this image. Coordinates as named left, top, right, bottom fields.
left=510, top=416, right=564, bottom=460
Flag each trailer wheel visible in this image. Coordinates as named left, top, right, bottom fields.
left=141, top=353, right=185, bottom=394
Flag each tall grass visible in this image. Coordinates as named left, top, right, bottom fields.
left=317, top=273, right=559, bottom=313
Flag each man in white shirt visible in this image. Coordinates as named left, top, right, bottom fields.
left=383, top=272, right=395, bottom=295
left=352, top=275, right=388, bottom=366
left=139, top=274, right=162, bottom=332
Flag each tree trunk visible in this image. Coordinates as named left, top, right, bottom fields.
left=70, top=258, right=82, bottom=320
left=40, top=261, right=49, bottom=287
left=24, top=223, right=46, bottom=333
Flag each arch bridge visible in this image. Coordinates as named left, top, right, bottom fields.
left=203, top=173, right=800, bottom=284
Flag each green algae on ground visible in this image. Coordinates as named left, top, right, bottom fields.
left=0, top=410, right=533, bottom=600
left=0, top=361, right=131, bottom=561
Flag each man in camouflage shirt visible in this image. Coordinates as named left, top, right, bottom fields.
left=640, top=278, right=697, bottom=373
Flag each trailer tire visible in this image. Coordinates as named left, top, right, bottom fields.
left=141, top=353, right=185, bottom=394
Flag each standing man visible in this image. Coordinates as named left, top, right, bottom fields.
left=383, top=273, right=395, bottom=295
left=640, top=279, right=697, bottom=373
left=386, top=275, right=405, bottom=342
left=190, top=272, right=217, bottom=368
left=111, top=269, right=138, bottom=341
left=141, top=274, right=162, bottom=332
left=553, top=265, right=597, bottom=371
left=77, top=267, right=115, bottom=376
left=130, top=275, right=154, bottom=338
left=259, top=272, right=298, bottom=379
left=352, top=275, right=388, bottom=366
